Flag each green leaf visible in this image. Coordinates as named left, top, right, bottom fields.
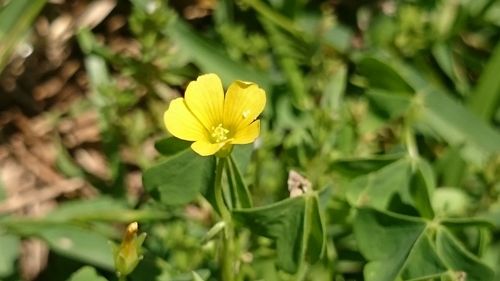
left=406, top=159, right=435, bottom=219
left=240, top=0, right=302, bottom=38
left=261, top=18, right=309, bottom=109
left=8, top=223, right=114, bottom=270
left=191, top=271, right=205, bottom=281
left=434, top=146, right=467, bottom=187
left=329, top=154, right=403, bottom=178
left=46, top=197, right=126, bottom=221
left=436, top=227, right=495, bottom=281
left=233, top=197, right=303, bottom=272
left=323, top=24, right=353, bottom=53
left=346, top=158, right=412, bottom=209
left=357, top=57, right=413, bottom=93
left=68, top=266, right=108, bottom=281
left=357, top=54, right=500, bottom=165
left=366, top=15, right=396, bottom=48
left=154, top=137, right=191, bottom=157
left=484, top=1, right=500, bottom=26
left=226, top=156, right=252, bottom=209
left=354, top=208, right=446, bottom=281
left=303, top=194, right=326, bottom=265
left=232, top=194, right=325, bottom=273
left=321, top=64, right=347, bottom=114
left=0, top=233, right=20, bottom=278
left=45, top=197, right=168, bottom=223
left=467, top=41, right=500, bottom=121
left=143, top=149, right=216, bottom=205
left=366, top=89, right=412, bottom=120
left=400, top=233, right=447, bottom=280
left=0, top=0, right=46, bottom=72
left=440, top=217, right=494, bottom=229
left=40, top=225, right=114, bottom=270
left=354, top=208, right=495, bottom=281
left=165, top=19, right=270, bottom=89
left=432, top=43, right=469, bottom=94
left=479, top=208, right=500, bottom=230
left=231, top=144, right=253, bottom=174
left=421, top=88, right=500, bottom=164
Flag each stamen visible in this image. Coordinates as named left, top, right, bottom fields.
left=211, top=123, right=229, bottom=143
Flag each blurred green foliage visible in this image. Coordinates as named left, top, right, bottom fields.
left=1, top=0, right=500, bottom=280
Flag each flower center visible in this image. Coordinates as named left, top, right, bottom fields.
left=211, top=123, right=229, bottom=143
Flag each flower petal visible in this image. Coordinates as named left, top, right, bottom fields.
left=191, top=140, right=224, bottom=156
left=232, top=120, right=260, bottom=144
left=185, top=73, right=224, bottom=131
left=223, top=80, right=266, bottom=132
left=164, top=98, right=208, bottom=141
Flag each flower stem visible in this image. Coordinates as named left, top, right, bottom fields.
left=214, top=157, right=234, bottom=281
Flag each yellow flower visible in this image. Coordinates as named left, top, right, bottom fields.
left=164, top=73, right=266, bottom=156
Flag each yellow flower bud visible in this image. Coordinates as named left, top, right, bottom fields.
left=113, top=222, right=147, bottom=278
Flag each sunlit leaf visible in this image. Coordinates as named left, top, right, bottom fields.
left=143, top=149, right=216, bottom=205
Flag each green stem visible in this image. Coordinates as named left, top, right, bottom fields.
left=240, top=0, right=302, bottom=37
left=405, top=100, right=420, bottom=167
left=295, top=262, right=309, bottom=281
left=214, top=157, right=234, bottom=281
left=215, top=158, right=231, bottom=223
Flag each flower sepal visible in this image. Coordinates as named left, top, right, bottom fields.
left=215, top=143, right=233, bottom=158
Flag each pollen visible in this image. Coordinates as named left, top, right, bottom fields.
left=211, top=123, right=230, bottom=143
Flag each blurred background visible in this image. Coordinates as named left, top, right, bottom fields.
left=0, top=0, right=499, bottom=280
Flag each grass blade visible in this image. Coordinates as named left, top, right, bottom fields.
left=467, top=42, right=500, bottom=121
left=0, top=0, right=46, bottom=72
left=164, top=19, right=270, bottom=89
